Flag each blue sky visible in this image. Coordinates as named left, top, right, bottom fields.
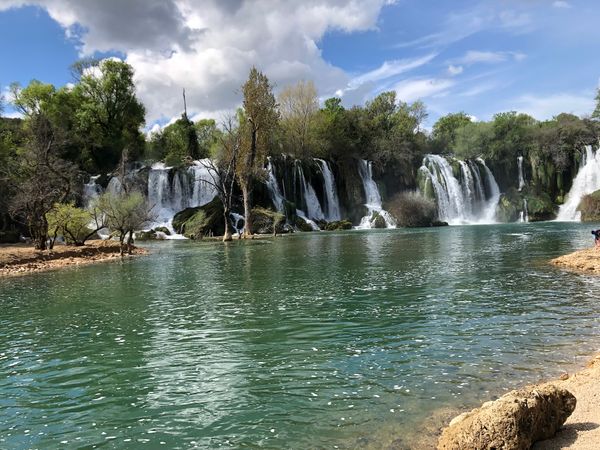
left=0, top=0, right=599, bottom=128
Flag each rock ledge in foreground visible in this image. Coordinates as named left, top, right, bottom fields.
left=437, top=384, right=576, bottom=450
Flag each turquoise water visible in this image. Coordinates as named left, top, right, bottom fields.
left=1, top=222, right=600, bottom=448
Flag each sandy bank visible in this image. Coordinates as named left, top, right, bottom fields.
left=551, top=248, right=600, bottom=273
left=533, top=355, right=600, bottom=450
left=0, top=240, right=147, bottom=277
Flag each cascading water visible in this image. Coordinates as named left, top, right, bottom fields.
left=556, top=145, right=600, bottom=221
left=295, top=162, right=325, bottom=221
left=356, top=160, right=396, bottom=229
left=315, top=159, right=341, bottom=221
left=265, top=158, right=285, bottom=213
left=517, top=156, right=526, bottom=191
left=139, top=160, right=218, bottom=237
left=83, top=176, right=102, bottom=207
left=519, top=199, right=529, bottom=223
left=419, top=154, right=500, bottom=224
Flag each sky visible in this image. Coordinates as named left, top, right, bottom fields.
left=0, top=0, right=599, bottom=129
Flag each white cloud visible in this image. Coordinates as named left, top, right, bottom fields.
left=392, top=78, right=455, bottom=102
left=453, top=50, right=526, bottom=65
left=0, top=0, right=391, bottom=123
left=552, top=1, right=572, bottom=9
left=447, top=65, right=463, bottom=76
left=348, top=53, right=437, bottom=88
left=513, top=93, right=595, bottom=119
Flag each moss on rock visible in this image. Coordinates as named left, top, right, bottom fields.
left=577, top=189, right=600, bottom=222
left=173, top=197, right=224, bottom=239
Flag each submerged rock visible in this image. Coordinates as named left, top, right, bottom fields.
left=438, top=384, right=576, bottom=450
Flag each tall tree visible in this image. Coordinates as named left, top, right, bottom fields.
left=432, top=112, right=472, bottom=151
left=72, top=58, right=146, bottom=172
left=8, top=82, right=79, bottom=249
left=200, top=115, right=239, bottom=242
left=238, top=67, right=279, bottom=237
left=278, top=80, right=319, bottom=157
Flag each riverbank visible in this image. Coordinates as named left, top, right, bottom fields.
left=534, top=355, right=600, bottom=450
left=434, top=355, right=600, bottom=450
left=551, top=247, right=600, bottom=273
left=0, top=240, right=147, bottom=277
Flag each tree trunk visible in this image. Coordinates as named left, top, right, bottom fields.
left=241, top=182, right=253, bottom=238
left=222, top=209, right=233, bottom=242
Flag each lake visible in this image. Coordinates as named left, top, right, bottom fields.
left=1, top=222, right=599, bottom=448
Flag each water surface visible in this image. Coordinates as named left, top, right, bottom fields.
left=1, top=222, right=599, bottom=448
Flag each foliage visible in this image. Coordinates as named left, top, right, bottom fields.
left=432, top=112, right=472, bottom=151
left=238, top=67, right=279, bottom=236
left=46, top=202, right=99, bottom=246
left=387, top=191, right=436, bottom=227
left=5, top=98, right=80, bottom=249
left=149, top=113, right=201, bottom=166
left=72, top=58, right=146, bottom=172
left=95, top=192, right=152, bottom=254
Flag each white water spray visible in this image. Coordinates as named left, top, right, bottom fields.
left=556, top=145, right=600, bottom=221
left=419, top=155, right=500, bottom=224
left=356, top=160, right=396, bottom=229
left=315, top=158, right=341, bottom=221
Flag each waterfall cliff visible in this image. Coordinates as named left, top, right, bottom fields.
left=419, top=155, right=500, bottom=224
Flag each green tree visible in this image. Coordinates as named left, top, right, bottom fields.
left=95, top=191, right=152, bottom=255
left=195, top=118, right=219, bottom=158
left=150, top=114, right=200, bottom=166
left=46, top=202, right=104, bottom=247
left=72, top=58, right=146, bottom=172
left=238, top=67, right=279, bottom=237
left=432, top=112, right=472, bottom=151
left=452, top=121, right=494, bottom=159
left=8, top=81, right=80, bottom=249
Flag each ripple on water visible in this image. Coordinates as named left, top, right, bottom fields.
left=0, top=223, right=600, bottom=448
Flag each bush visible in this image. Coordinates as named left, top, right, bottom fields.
left=46, top=202, right=95, bottom=246
left=0, top=230, right=19, bottom=243
left=387, top=192, right=436, bottom=227
left=578, top=190, right=600, bottom=222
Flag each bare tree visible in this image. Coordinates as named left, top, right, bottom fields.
left=278, top=80, right=319, bottom=157
left=199, top=115, right=240, bottom=242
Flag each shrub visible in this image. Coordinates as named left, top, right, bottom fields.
left=387, top=191, right=436, bottom=227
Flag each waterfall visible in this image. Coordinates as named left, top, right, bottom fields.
left=356, top=160, right=396, bottom=229
left=295, top=162, right=325, bottom=221
left=556, top=145, right=600, bottom=221
left=519, top=198, right=529, bottom=223
left=146, top=160, right=218, bottom=236
left=517, top=156, right=526, bottom=191
left=188, top=159, right=219, bottom=208
left=315, top=158, right=341, bottom=221
left=83, top=175, right=102, bottom=207
left=266, top=157, right=285, bottom=213
left=419, top=154, right=500, bottom=224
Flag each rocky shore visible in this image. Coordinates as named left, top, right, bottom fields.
left=0, top=240, right=147, bottom=277
left=551, top=247, right=600, bottom=273
left=436, top=355, right=600, bottom=450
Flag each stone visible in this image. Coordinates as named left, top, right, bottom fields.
left=437, top=384, right=576, bottom=450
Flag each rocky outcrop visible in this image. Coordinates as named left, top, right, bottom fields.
left=172, top=197, right=224, bottom=239
left=438, top=384, right=576, bottom=450
left=577, top=189, right=600, bottom=222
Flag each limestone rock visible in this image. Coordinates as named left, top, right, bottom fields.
left=438, top=384, right=576, bottom=450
